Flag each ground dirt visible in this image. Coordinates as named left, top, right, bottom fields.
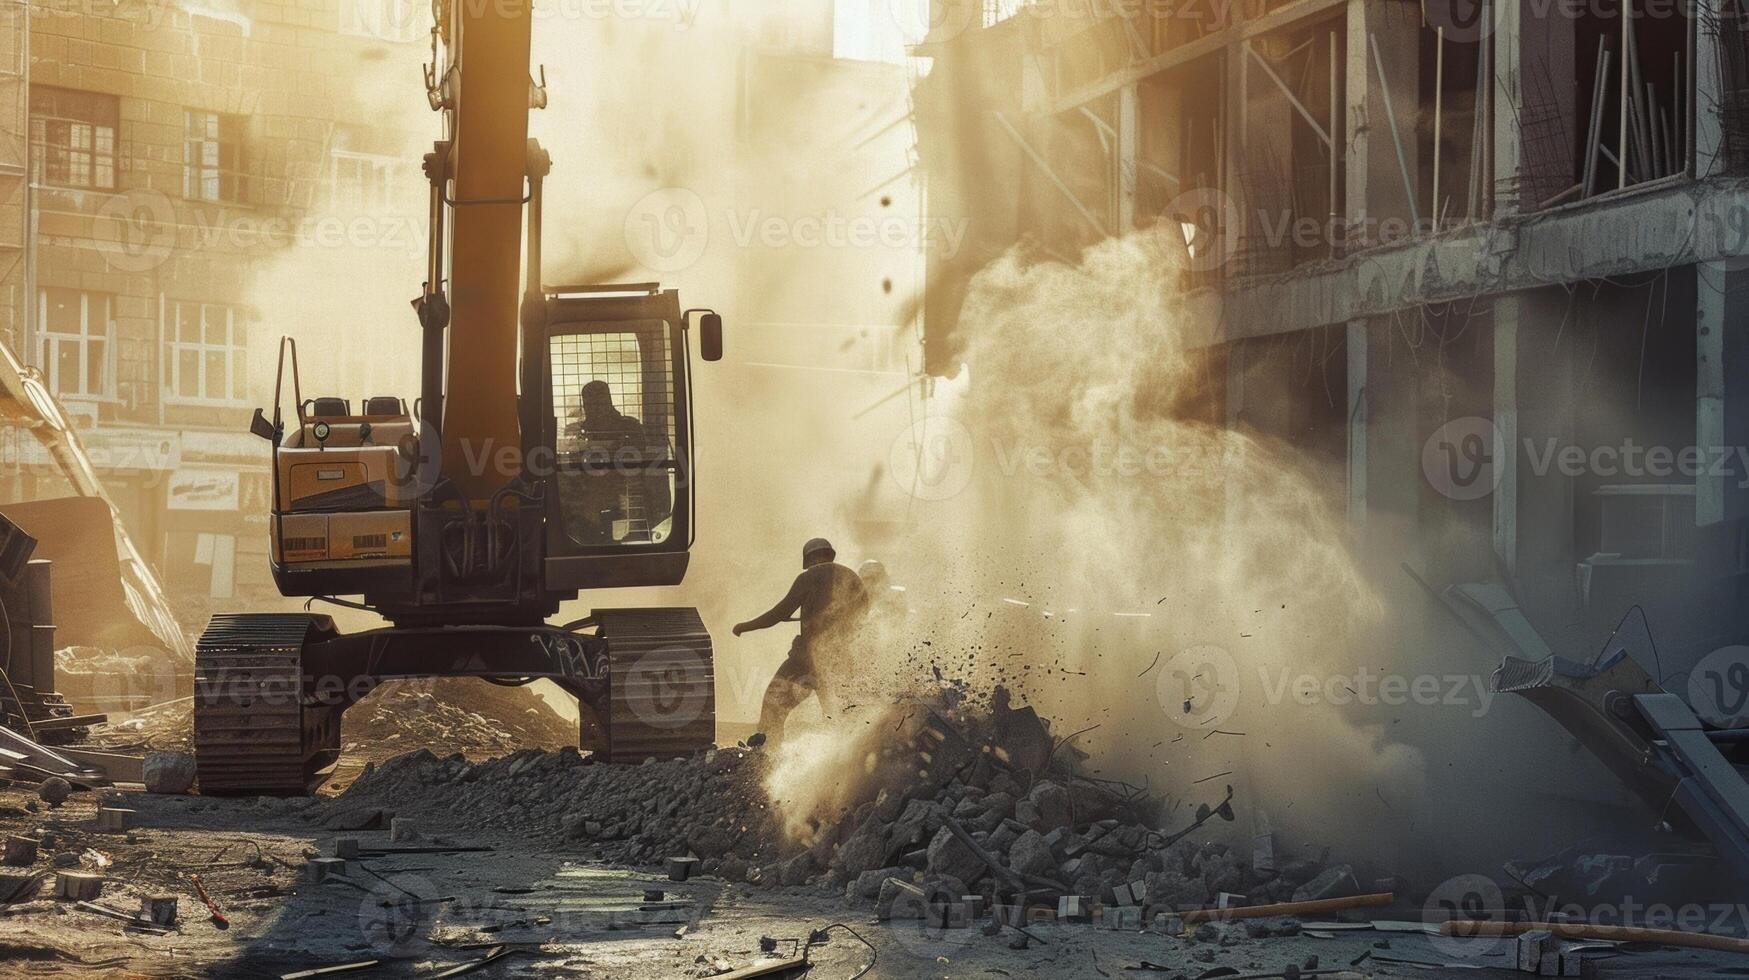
left=0, top=770, right=1740, bottom=979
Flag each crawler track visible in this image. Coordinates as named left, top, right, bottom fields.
left=193, top=613, right=340, bottom=795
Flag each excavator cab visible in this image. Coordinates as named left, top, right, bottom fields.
left=540, top=284, right=695, bottom=591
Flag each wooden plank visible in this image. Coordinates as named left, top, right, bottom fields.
left=712, top=957, right=810, bottom=980
left=54, top=747, right=143, bottom=784
left=0, top=725, right=80, bottom=773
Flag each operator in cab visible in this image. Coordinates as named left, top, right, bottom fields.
left=732, top=536, right=868, bottom=744
left=560, top=380, right=674, bottom=544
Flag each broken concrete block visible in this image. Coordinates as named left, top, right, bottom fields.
left=1291, top=864, right=1358, bottom=903
left=1102, top=905, right=1143, bottom=930
left=306, top=858, right=350, bottom=883
left=2, top=835, right=38, bottom=867
left=95, top=808, right=134, bottom=832
left=140, top=895, right=177, bottom=927
left=1027, top=781, right=1072, bottom=828
left=54, top=871, right=102, bottom=901
left=1114, top=879, right=1147, bottom=906
left=1007, top=829, right=1055, bottom=878
left=143, top=752, right=196, bottom=794
left=1056, top=894, right=1089, bottom=921
left=876, top=876, right=926, bottom=920
left=1252, top=810, right=1276, bottom=875
left=389, top=817, right=419, bottom=842
left=37, top=778, right=71, bottom=807
left=334, top=838, right=360, bottom=860
left=1151, top=912, right=1183, bottom=935
left=1517, top=929, right=1553, bottom=971
left=666, top=856, right=699, bottom=881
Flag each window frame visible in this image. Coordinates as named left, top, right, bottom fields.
left=29, top=86, right=119, bottom=191
left=164, top=299, right=247, bottom=406
left=182, top=109, right=246, bottom=204
left=36, top=287, right=115, bottom=400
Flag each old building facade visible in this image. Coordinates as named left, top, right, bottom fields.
left=0, top=0, right=423, bottom=625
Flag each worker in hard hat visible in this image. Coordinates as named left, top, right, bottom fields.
left=732, top=537, right=869, bottom=743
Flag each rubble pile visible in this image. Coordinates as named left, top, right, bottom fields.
left=101, top=679, right=575, bottom=761
left=334, top=690, right=1392, bottom=917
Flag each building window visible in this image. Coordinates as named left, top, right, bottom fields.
left=166, top=301, right=245, bottom=404
left=30, top=87, right=118, bottom=190
left=37, top=288, right=112, bottom=398
left=183, top=110, right=245, bottom=203
left=330, top=150, right=406, bottom=211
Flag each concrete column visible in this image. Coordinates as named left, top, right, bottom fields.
left=1696, top=261, right=1749, bottom=525
left=1225, top=40, right=1248, bottom=250
left=1116, top=82, right=1138, bottom=232
left=1694, top=0, right=1730, bottom=178
left=1491, top=0, right=1525, bottom=215
left=1492, top=297, right=1520, bottom=572
left=1346, top=319, right=1368, bottom=531
left=1356, top=316, right=1422, bottom=564
left=1347, top=0, right=1422, bottom=241
left=1225, top=338, right=1246, bottom=428
left=1492, top=290, right=1577, bottom=609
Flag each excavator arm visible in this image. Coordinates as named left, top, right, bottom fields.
left=424, top=0, right=537, bottom=503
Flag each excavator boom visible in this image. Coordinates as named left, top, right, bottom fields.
left=438, top=0, right=534, bottom=501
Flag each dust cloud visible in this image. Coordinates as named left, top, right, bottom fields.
left=241, top=1, right=1478, bottom=881
left=762, top=230, right=1461, bottom=878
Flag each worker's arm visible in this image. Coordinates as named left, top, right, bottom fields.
left=733, top=570, right=809, bottom=636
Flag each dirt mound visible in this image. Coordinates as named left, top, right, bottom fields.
left=92, top=678, right=575, bottom=763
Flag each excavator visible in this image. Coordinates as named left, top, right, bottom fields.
left=191, top=0, right=723, bottom=794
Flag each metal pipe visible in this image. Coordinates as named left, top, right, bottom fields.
left=1370, top=35, right=1422, bottom=230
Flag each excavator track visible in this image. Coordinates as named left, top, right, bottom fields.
left=193, top=613, right=340, bottom=796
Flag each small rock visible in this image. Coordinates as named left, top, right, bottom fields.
left=1008, top=830, right=1056, bottom=878
left=37, top=778, right=71, bottom=807
left=1026, top=781, right=1072, bottom=828
left=143, top=752, right=197, bottom=794
left=51, top=851, right=79, bottom=868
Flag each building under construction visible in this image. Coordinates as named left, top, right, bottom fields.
left=917, top=0, right=1749, bottom=673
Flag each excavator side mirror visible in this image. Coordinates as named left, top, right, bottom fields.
left=699, top=312, right=723, bottom=362
left=249, top=408, right=277, bottom=443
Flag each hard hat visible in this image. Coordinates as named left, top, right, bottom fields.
left=857, top=559, right=888, bottom=589
left=802, top=537, right=836, bottom=565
